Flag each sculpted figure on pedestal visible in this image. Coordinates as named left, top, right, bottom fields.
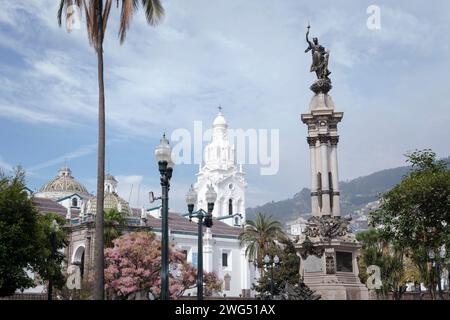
left=305, top=24, right=331, bottom=81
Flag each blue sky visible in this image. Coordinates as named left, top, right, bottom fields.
left=0, top=0, right=449, bottom=212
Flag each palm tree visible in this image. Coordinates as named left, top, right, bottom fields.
left=104, top=208, right=126, bottom=248
left=239, top=213, right=286, bottom=275
left=57, top=0, right=164, bottom=300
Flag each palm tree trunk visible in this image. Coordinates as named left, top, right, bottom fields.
left=93, top=0, right=105, bottom=301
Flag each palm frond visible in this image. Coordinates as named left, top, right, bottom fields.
left=102, top=0, right=113, bottom=35
left=141, top=0, right=164, bottom=26
left=118, top=0, right=164, bottom=43
left=239, top=212, right=287, bottom=266
left=58, top=0, right=164, bottom=48
left=118, top=0, right=135, bottom=44
left=57, top=0, right=83, bottom=27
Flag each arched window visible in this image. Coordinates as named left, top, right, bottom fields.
left=72, top=197, right=78, bottom=207
left=228, top=199, right=233, bottom=215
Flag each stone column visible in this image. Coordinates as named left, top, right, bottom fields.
left=84, top=234, right=91, bottom=277
left=330, top=136, right=341, bottom=216
left=203, top=229, right=214, bottom=273
left=240, top=247, right=250, bottom=293
left=319, top=135, right=331, bottom=215
left=308, top=137, right=319, bottom=216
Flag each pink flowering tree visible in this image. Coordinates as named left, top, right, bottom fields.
left=104, top=231, right=222, bottom=299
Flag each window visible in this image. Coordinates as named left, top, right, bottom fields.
left=72, top=197, right=78, bottom=207
left=222, top=252, right=228, bottom=267
left=182, top=250, right=188, bottom=261
left=336, top=252, right=353, bottom=272
left=317, top=172, right=322, bottom=190
left=192, top=253, right=198, bottom=268
left=228, top=199, right=233, bottom=215
left=329, top=172, right=333, bottom=209
left=328, top=172, right=333, bottom=190
left=234, top=217, right=239, bottom=226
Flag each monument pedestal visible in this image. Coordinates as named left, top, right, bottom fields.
left=295, top=216, right=369, bottom=300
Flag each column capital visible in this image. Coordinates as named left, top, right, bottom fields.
left=318, top=134, right=330, bottom=144
left=330, top=136, right=340, bottom=146
left=306, top=136, right=318, bottom=146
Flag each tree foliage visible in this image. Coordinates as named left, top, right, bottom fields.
left=252, top=238, right=300, bottom=297
left=58, top=0, right=165, bottom=47
left=104, top=232, right=222, bottom=299
left=104, top=208, right=126, bottom=248
left=0, top=168, right=67, bottom=296
left=0, top=168, right=40, bottom=296
left=34, top=213, right=68, bottom=294
left=239, top=213, right=287, bottom=274
left=356, top=229, right=420, bottom=300
left=370, top=149, right=450, bottom=299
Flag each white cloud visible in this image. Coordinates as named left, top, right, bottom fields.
left=0, top=104, right=71, bottom=125
left=1, top=0, right=450, bottom=209
left=27, top=144, right=97, bottom=172
left=0, top=156, right=13, bottom=172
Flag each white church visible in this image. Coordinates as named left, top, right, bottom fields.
left=27, top=110, right=256, bottom=298
left=192, top=109, right=247, bottom=227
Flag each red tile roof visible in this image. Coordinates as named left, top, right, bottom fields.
left=146, top=212, right=243, bottom=237
left=33, top=197, right=67, bottom=217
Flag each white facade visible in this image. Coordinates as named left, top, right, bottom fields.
left=192, top=110, right=247, bottom=227
left=173, top=229, right=252, bottom=297
left=147, top=207, right=255, bottom=297
left=175, top=110, right=254, bottom=296
left=286, top=216, right=309, bottom=236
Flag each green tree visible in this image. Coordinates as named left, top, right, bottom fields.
left=0, top=168, right=40, bottom=296
left=58, top=0, right=164, bottom=300
left=33, top=213, right=68, bottom=297
left=252, top=238, right=300, bottom=297
left=370, top=149, right=450, bottom=299
left=357, top=229, right=420, bottom=300
left=104, top=208, right=126, bottom=248
left=239, top=213, right=287, bottom=275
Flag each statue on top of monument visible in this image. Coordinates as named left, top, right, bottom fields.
left=305, top=24, right=331, bottom=81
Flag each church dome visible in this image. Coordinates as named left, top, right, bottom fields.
left=213, top=111, right=227, bottom=127
left=85, top=173, right=131, bottom=216
left=35, top=167, right=90, bottom=200
left=87, top=192, right=132, bottom=216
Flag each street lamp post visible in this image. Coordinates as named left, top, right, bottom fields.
left=155, top=134, right=174, bottom=300
left=48, top=219, right=59, bottom=301
left=446, top=256, right=450, bottom=293
left=429, top=249, right=444, bottom=300
left=264, top=254, right=280, bottom=300
left=185, top=184, right=217, bottom=300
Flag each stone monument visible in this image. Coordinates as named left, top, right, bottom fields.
left=295, top=25, right=369, bottom=300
